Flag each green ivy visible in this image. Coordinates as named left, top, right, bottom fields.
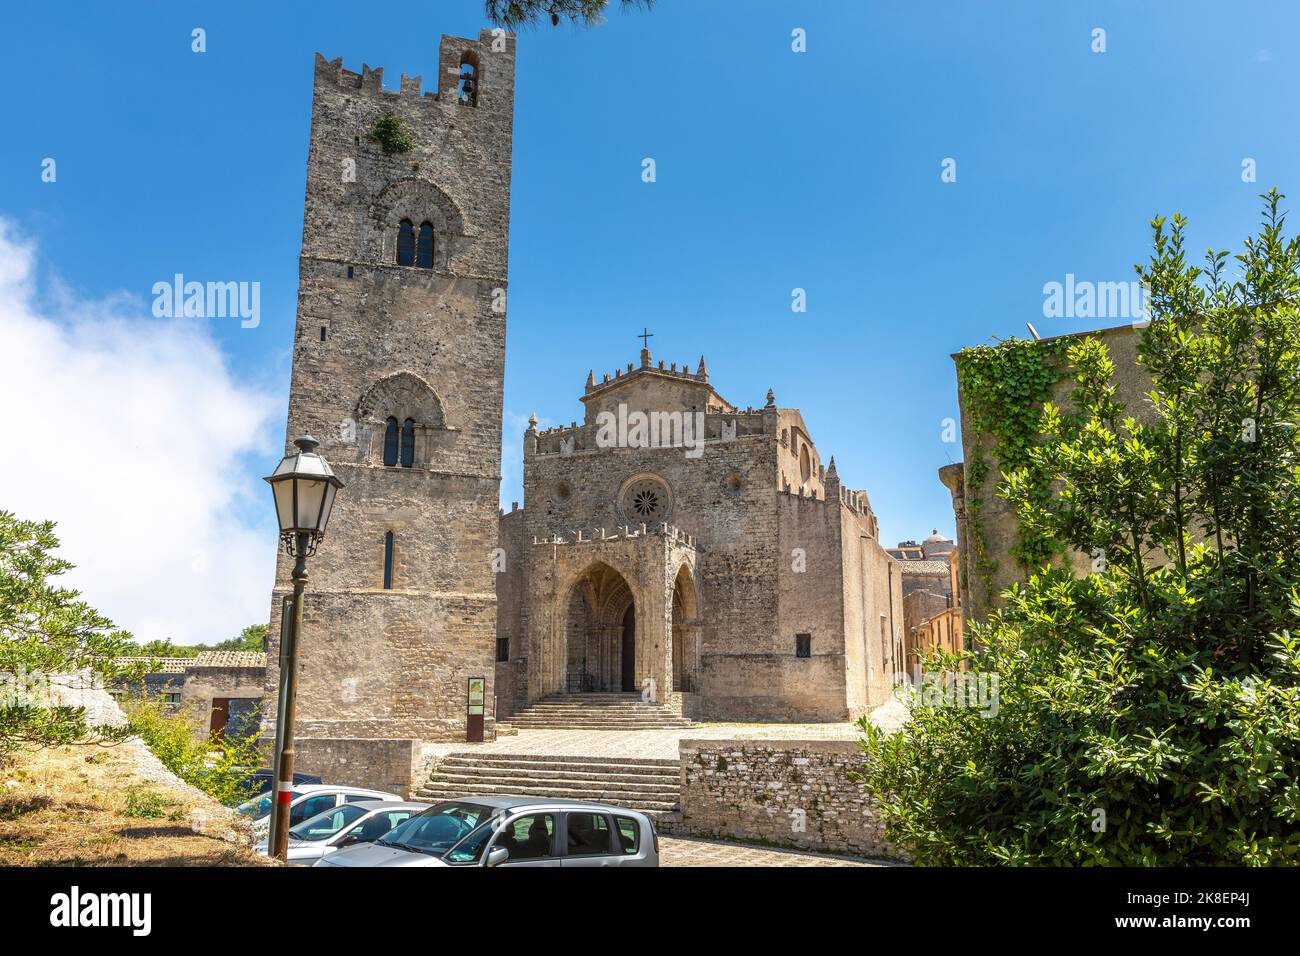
left=955, top=337, right=1071, bottom=605
left=367, top=112, right=413, bottom=156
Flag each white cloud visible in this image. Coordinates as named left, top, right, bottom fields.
left=0, top=219, right=281, bottom=647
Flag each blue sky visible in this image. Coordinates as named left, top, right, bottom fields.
left=1, top=0, right=1297, bottom=643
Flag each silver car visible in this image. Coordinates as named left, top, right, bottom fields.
left=312, top=796, right=660, bottom=868
left=254, top=800, right=425, bottom=864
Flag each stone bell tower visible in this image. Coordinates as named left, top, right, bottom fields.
left=264, top=30, right=515, bottom=794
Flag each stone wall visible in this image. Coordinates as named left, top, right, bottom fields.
left=668, top=738, right=895, bottom=859
left=182, top=665, right=265, bottom=723
left=293, top=737, right=421, bottom=798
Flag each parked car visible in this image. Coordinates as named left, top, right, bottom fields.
left=253, top=800, right=425, bottom=864
left=313, top=797, right=659, bottom=868
left=236, top=785, right=403, bottom=841
left=221, top=770, right=323, bottom=806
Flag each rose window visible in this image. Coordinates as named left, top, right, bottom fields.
left=620, top=476, right=672, bottom=524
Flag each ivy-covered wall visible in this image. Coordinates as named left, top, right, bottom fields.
left=948, top=325, right=1151, bottom=621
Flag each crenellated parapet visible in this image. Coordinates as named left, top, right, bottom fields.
left=311, top=28, right=515, bottom=114
left=532, top=522, right=700, bottom=551
left=527, top=408, right=770, bottom=457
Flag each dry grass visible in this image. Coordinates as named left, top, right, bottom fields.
left=0, top=741, right=271, bottom=867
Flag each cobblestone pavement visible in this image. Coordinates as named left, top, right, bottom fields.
left=659, top=836, right=893, bottom=867
left=423, top=699, right=907, bottom=762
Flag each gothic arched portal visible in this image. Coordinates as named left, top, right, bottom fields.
left=560, top=561, right=635, bottom=694
left=671, top=564, right=700, bottom=692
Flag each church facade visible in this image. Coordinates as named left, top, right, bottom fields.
left=493, top=347, right=905, bottom=723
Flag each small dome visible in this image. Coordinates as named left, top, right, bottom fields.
left=923, top=528, right=950, bottom=544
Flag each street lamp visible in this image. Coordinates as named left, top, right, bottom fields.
left=263, top=434, right=343, bottom=862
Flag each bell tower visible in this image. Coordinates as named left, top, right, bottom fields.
left=264, top=30, right=515, bottom=794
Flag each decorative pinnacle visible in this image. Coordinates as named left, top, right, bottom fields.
left=696, top=355, right=709, bottom=381
left=765, top=388, right=776, bottom=408
left=527, top=412, right=538, bottom=430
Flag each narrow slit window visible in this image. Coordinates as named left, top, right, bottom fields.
left=383, top=531, right=394, bottom=589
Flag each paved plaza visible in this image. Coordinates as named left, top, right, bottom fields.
left=424, top=699, right=908, bottom=762
left=659, top=836, right=894, bottom=867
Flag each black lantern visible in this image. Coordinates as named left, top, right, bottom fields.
left=264, top=435, right=344, bottom=556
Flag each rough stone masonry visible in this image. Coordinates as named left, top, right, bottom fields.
left=263, top=31, right=515, bottom=794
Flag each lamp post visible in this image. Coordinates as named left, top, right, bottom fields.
left=263, top=434, right=343, bottom=862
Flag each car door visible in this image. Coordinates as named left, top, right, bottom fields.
left=612, top=813, right=653, bottom=867
left=289, top=794, right=338, bottom=828
left=489, top=812, right=561, bottom=868
left=560, top=811, right=620, bottom=868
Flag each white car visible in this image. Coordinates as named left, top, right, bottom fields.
left=253, top=800, right=424, bottom=864
left=236, top=785, right=403, bottom=842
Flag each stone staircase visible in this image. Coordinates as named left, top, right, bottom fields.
left=415, top=752, right=681, bottom=814
left=504, top=692, right=695, bottom=730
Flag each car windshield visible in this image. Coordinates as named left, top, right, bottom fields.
left=288, top=803, right=368, bottom=842
left=378, top=802, right=495, bottom=856
left=236, top=795, right=273, bottom=819
left=442, top=816, right=502, bottom=864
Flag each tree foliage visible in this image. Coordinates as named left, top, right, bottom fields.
left=485, top=0, right=653, bottom=29
left=858, top=191, right=1300, bottom=864
left=124, top=697, right=266, bottom=806
left=0, top=511, right=140, bottom=755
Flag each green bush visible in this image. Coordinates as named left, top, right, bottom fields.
left=857, top=191, right=1300, bottom=865
left=125, top=698, right=266, bottom=807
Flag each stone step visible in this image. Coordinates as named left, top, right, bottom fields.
left=512, top=707, right=686, bottom=712
left=434, top=763, right=678, bottom=785
left=432, top=771, right=678, bottom=794
left=415, top=783, right=678, bottom=813
left=504, top=692, right=694, bottom=731
left=439, top=752, right=678, bottom=770
left=438, top=761, right=675, bottom=779
left=501, top=723, right=696, bottom=728
left=517, top=705, right=679, bottom=712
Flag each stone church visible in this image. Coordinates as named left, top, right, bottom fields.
left=263, top=31, right=903, bottom=792
left=494, top=347, right=904, bottom=724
